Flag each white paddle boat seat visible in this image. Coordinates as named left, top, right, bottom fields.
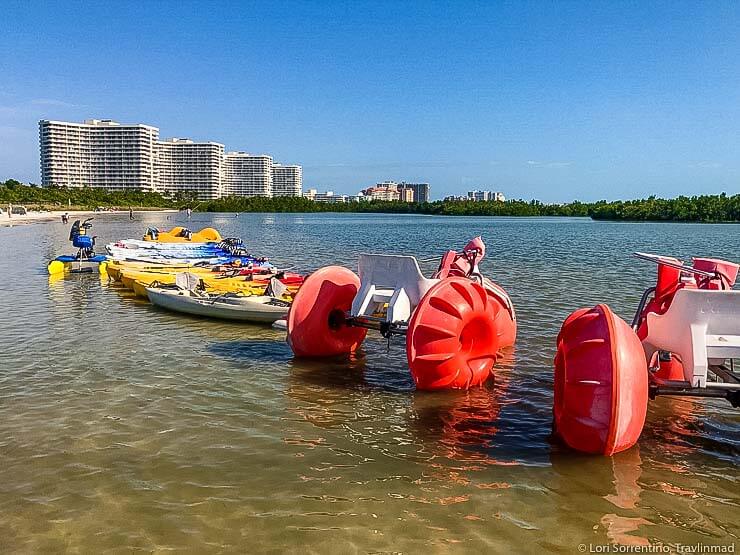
left=351, top=254, right=439, bottom=324
left=643, top=289, right=740, bottom=387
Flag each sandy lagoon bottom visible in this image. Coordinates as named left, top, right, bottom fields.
left=0, top=212, right=737, bottom=552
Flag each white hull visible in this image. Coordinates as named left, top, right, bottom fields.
left=146, top=288, right=289, bottom=323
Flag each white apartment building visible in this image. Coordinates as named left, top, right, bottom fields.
left=467, top=190, right=506, bottom=202
left=272, top=164, right=302, bottom=197
left=156, top=138, right=224, bottom=200
left=223, top=152, right=273, bottom=197
left=40, top=119, right=302, bottom=199
left=303, top=188, right=349, bottom=203
left=40, top=119, right=159, bottom=191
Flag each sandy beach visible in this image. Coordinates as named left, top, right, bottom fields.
left=0, top=210, right=98, bottom=227
left=0, top=209, right=178, bottom=227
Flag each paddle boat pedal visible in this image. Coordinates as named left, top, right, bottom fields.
left=286, top=237, right=516, bottom=390
left=553, top=252, right=739, bottom=455
left=48, top=218, right=107, bottom=275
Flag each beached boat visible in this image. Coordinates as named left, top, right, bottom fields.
left=146, top=286, right=290, bottom=323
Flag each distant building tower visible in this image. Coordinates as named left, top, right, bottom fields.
left=39, top=119, right=159, bottom=191
left=399, top=182, right=430, bottom=203
left=156, top=138, right=224, bottom=200
left=467, top=190, right=505, bottom=202
left=272, top=164, right=303, bottom=197
left=222, top=152, right=273, bottom=197
left=304, top=189, right=347, bottom=203
left=400, top=187, right=414, bottom=202
left=362, top=181, right=401, bottom=201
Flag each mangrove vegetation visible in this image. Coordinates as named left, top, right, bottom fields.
left=1, top=180, right=738, bottom=222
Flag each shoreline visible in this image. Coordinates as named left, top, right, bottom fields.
left=0, top=209, right=178, bottom=228
left=3, top=209, right=737, bottom=227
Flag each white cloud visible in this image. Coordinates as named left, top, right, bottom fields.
left=30, top=98, right=81, bottom=108
left=527, top=160, right=572, bottom=168
left=687, top=161, right=722, bottom=169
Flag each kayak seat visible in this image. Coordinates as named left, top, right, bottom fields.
left=175, top=272, right=206, bottom=296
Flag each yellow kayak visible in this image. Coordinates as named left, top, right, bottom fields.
left=105, top=259, right=267, bottom=283
left=119, top=269, right=291, bottom=299
left=105, top=260, right=223, bottom=282
left=143, top=226, right=222, bottom=242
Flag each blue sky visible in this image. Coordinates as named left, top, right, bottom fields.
left=1, top=1, right=739, bottom=201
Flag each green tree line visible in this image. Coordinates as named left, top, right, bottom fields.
left=1, top=180, right=738, bottom=222
left=0, top=179, right=182, bottom=210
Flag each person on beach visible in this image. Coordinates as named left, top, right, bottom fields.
left=8, top=203, right=12, bottom=219
left=129, top=207, right=134, bottom=220
left=186, top=207, right=192, bottom=219
left=61, top=212, right=69, bottom=224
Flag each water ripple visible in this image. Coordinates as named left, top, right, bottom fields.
left=0, top=214, right=738, bottom=552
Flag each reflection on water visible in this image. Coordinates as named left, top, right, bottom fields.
left=0, top=213, right=738, bottom=552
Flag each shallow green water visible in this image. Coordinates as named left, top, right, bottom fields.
left=0, top=213, right=738, bottom=553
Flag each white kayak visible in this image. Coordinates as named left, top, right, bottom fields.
left=109, top=239, right=221, bottom=251
left=107, top=251, right=236, bottom=265
left=146, top=287, right=290, bottom=323
left=106, top=243, right=272, bottom=268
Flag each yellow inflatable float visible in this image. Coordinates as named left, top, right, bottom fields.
left=143, top=226, right=222, bottom=242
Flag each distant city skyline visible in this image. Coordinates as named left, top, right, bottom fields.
left=2, top=2, right=740, bottom=201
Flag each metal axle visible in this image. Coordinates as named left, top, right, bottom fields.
left=345, top=314, right=408, bottom=338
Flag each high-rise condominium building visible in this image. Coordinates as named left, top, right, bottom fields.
left=40, top=119, right=159, bottom=191
left=156, top=138, right=224, bottom=200
left=272, top=164, right=302, bottom=197
left=399, top=182, right=430, bottom=203
left=357, top=181, right=431, bottom=202
left=362, top=181, right=401, bottom=201
left=223, top=153, right=273, bottom=197
left=39, top=119, right=303, bottom=199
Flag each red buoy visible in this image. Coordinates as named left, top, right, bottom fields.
left=553, top=304, right=648, bottom=455
left=287, top=266, right=367, bottom=357
left=407, top=277, right=504, bottom=390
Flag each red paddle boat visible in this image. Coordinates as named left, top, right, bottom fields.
left=554, top=252, right=740, bottom=455
left=286, top=237, right=516, bottom=390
